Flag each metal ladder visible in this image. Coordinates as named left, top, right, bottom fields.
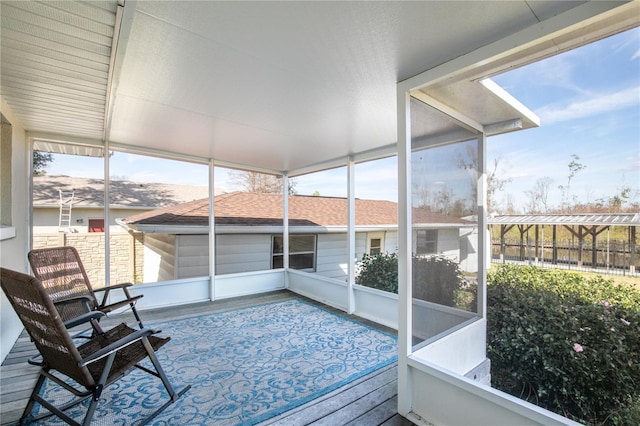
left=58, top=190, right=75, bottom=231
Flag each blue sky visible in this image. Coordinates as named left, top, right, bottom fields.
left=46, top=28, right=638, bottom=210
left=488, top=26, right=639, bottom=211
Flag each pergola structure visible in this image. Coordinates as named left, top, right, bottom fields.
left=489, top=213, right=639, bottom=273
left=2, top=2, right=638, bottom=425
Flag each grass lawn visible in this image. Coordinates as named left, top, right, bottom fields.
left=572, top=270, right=640, bottom=292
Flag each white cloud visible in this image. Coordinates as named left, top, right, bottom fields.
left=536, top=87, right=639, bottom=125
left=632, top=48, right=640, bottom=61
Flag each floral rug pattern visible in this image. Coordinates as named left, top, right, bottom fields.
left=36, top=299, right=397, bottom=425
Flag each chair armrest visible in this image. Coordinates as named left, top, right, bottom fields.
left=79, top=327, right=159, bottom=366
left=92, top=282, right=134, bottom=293
left=93, top=283, right=141, bottom=307
left=100, top=295, right=144, bottom=315
left=63, top=311, right=105, bottom=329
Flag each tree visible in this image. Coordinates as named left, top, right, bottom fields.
left=524, top=177, right=553, bottom=213
left=558, top=154, right=586, bottom=212
left=33, top=151, right=53, bottom=176
left=456, top=146, right=512, bottom=214
left=595, top=184, right=633, bottom=212
left=229, top=170, right=297, bottom=194
left=487, top=158, right=513, bottom=214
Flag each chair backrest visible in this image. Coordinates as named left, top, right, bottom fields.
left=28, top=246, right=98, bottom=322
left=0, top=268, right=96, bottom=388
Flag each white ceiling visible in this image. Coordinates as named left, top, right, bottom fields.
left=1, top=1, right=638, bottom=175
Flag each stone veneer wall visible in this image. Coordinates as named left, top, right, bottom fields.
left=32, top=232, right=144, bottom=286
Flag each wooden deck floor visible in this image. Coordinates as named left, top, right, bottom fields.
left=0, top=290, right=413, bottom=426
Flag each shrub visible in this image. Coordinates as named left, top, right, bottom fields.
left=488, top=265, right=640, bottom=425
left=413, top=255, right=467, bottom=307
left=355, top=252, right=398, bottom=293
left=356, top=253, right=471, bottom=310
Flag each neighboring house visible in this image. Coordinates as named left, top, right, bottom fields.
left=32, top=175, right=213, bottom=233
left=119, top=191, right=476, bottom=282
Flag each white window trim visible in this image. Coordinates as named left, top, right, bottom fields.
left=366, top=231, right=385, bottom=255
left=272, top=234, right=317, bottom=271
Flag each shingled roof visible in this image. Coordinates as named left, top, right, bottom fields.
left=33, top=175, right=212, bottom=208
left=120, top=191, right=471, bottom=228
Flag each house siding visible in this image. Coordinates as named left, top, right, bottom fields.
left=170, top=231, right=399, bottom=280
left=384, top=231, right=398, bottom=254
left=143, top=234, right=176, bottom=282
left=315, top=233, right=349, bottom=280
left=215, top=234, right=272, bottom=275
left=176, top=234, right=210, bottom=278
left=32, top=207, right=136, bottom=231
left=412, top=228, right=461, bottom=259
left=314, top=232, right=395, bottom=281
left=438, top=228, right=463, bottom=260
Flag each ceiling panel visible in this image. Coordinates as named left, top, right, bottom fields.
left=1, top=1, right=636, bottom=174
left=110, top=1, right=545, bottom=172
left=0, top=0, right=117, bottom=138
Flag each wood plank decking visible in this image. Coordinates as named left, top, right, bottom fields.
left=0, top=290, right=413, bottom=426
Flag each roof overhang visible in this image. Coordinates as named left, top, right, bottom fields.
left=117, top=222, right=471, bottom=235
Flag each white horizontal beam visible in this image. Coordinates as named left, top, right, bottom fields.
left=398, top=1, right=629, bottom=93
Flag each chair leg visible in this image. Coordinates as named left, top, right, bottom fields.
left=131, top=303, right=144, bottom=328
left=141, top=336, right=178, bottom=398
left=136, top=336, right=191, bottom=425
left=80, top=352, right=116, bottom=426
left=20, top=371, right=47, bottom=424
left=23, top=370, right=91, bottom=426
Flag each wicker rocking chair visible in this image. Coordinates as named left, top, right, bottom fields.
left=0, top=268, right=190, bottom=426
left=28, top=246, right=144, bottom=328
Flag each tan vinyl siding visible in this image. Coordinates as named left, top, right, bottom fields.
left=143, top=234, right=176, bottom=282
left=215, top=234, right=272, bottom=275
left=176, top=234, right=209, bottom=278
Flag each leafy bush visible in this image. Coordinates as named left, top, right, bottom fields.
left=355, top=252, right=398, bottom=293
left=488, top=265, right=640, bottom=425
left=413, top=255, right=467, bottom=307
left=356, top=253, right=471, bottom=309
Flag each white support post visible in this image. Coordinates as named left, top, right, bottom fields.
left=477, top=132, right=488, bottom=318
left=397, top=89, right=413, bottom=417
left=283, top=173, right=290, bottom=285
left=347, top=156, right=356, bottom=314
left=104, top=140, right=111, bottom=287
left=209, top=159, right=216, bottom=301
left=27, top=138, right=34, bottom=266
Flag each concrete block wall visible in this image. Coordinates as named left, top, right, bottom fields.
left=32, top=232, right=142, bottom=286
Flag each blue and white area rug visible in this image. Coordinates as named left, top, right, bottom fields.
left=35, top=299, right=397, bottom=425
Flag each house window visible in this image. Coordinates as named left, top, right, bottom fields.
left=367, top=232, right=385, bottom=255
left=272, top=235, right=316, bottom=271
left=88, top=218, right=105, bottom=233
left=416, top=229, right=437, bottom=254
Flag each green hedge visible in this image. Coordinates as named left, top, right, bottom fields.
left=412, top=255, right=467, bottom=307
left=488, top=265, right=640, bottom=425
left=355, top=252, right=398, bottom=294
left=355, top=252, right=472, bottom=309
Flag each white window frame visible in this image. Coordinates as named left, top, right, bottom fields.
left=272, top=234, right=316, bottom=271
left=416, top=228, right=437, bottom=255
